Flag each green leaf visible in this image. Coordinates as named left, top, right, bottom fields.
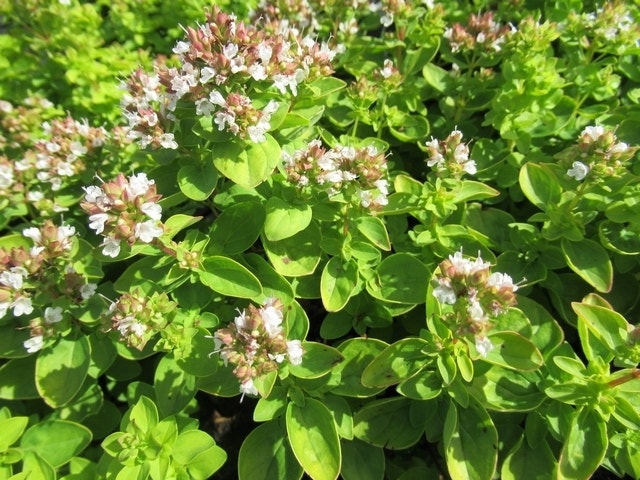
left=264, top=197, right=313, bottom=241
left=361, top=337, right=430, bottom=388
left=599, top=220, right=640, bottom=255
left=36, top=336, right=90, bottom=408
left=160, top=214, right=202, bottom=241
left=561, top=237, right=613, bottom=293
left=175, top=328, right=218, bottom=377
left=0, top=356, right=39, bottom=400
left=397, top=370, right=442, bottom=401
left=289, top=342, right=344, bottom=379
left=331, top=338, right=387, bottom=398
left=321, top=258, right=358, bottom=312
left=172, top=430, right=226, bottom=479
left=0, top=416, right=28, bottom=449
left=154, top=354, right=197, bottom=418
left=21, top=451, right=55, bottom=480
left=212, top=134, right=281, bottom=188
left=21, top=420, right=92, bottom=468
left=572, top=302, right=628, bottom=352
left=198, top=256, right=263, bottom=298
left=501, top=435, right=557, bottom=480
left=422, top=63, right=453, bottom=93
left=239, top=420, right=302, bottom=480
left=369, top=253, right=429, bottom=304
left=353, top=397, right=423, bottom=449
left=355, top=217, right=391, bottom=251
left=177, top=159, right=218, bottom=201
left=263, top=221, right=322, bottom=277
left=253, top=387, right=288, bottom=422
left=558, top=407, right=607, bottom=480
left=469, top=365, right=544, bottom=412
left=443, top=399, right=498, bottom=480
left=124, top=396, right=159, bottom=433
left=242, top=253, right=295, bottom=304
left=451, top=181, right=500, bottom=203
left=286, top=398, right=341, bottom=480
left=481, top=332, right=544, bottom=371
left=208, top=201, right=265, bottom=255
left=519, top=163, right=561, bottom=211
left=340, top=439, right=384, bottom=480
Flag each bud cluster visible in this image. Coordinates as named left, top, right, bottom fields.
left=283, top=140, right=389, bottom=210
left=425, top=129, right=477, bottom=178
left=561, top=125, right=636, bottom=182
left=0, top=100, right=132, bottom=216
left=121, top=6, right=338, bottom=150
left=81, top=173, right=164, bottom=258
left=0, top=220, right=97, bottom=323
left=23, top=306, right=65, bottom=354
left=432, top=250, right=518, bottom=357
left=564, top=1, right=640, bottom=55
left=213, top=298, right=304, bottom=398
left=444, top=12, right=515, bottom=54
left=106, top=291, right=176, bottom=350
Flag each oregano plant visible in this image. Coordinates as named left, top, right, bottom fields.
left=0, top=0, right=639, bottom=479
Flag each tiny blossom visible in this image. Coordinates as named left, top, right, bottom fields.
left=475, top=337, right=494, bottom=358
left=24, top=335, right=44, bottom=353
left=12, top=296, right=34, bottom=316
left=80, top=283, right=97, bottom=300
left=44, top=307, right=63, bottom=324
left=287, top=340, right=304, bottom=366
left=101, top=238, right=122, bottom=258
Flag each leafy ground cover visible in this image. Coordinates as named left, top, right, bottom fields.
left=0, top=0, right=639, bottom=479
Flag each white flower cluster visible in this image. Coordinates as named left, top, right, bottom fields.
left=81, top=173, right=164, bottom=258
left=433, top=251, right=518, bottom=358
left=425, top=129, right=477, bottom=177
left=283, top=140, right=390, bottom=210
left=565, top=125, right=632, bottom=182
left=214, top=297, right=303, bottom=399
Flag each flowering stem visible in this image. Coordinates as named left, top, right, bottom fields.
left=607, top=368, right=640, bottom=388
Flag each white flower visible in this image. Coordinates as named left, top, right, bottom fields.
left=83, top=185, right=105, bottom=203
left=0, top=270, right=25, bottom=290
left=239, top=378, right=258, bottom=398
left=12, top=297, right=33, bottom=316
left=69, top=141, right=87, bottom=156
left=127, top=173, right=154, bottom=197
left=0, top=164, right=14, bottom=188
left=44, top=307, right=63, bottom=324
left=118, top=316, right=146, bottom=338
left=23, top=227, right=42, bottom=244
left=261, top=305, right=283, bottom=338
left=200, top=67, right=217, bottom=84
left=195, top=98, right=215, bottom=117
left=468, top=300, right=486, bottom=322
left=475, top=337, right=494, bottom=357
left=173, top=41, right=191, bottom=54
left=101, top=237, right=121, bottom=258
left=567, top=161, right=590, bottom=181
left=141, top=202, right=162, bottom=221
left=234, top=310, right=248, bottom=330
left=159, top=133, right=178, bottom=149
left=449, top=250, right=490, bottom=276
left=433, top=284, right=457, bottom=304
left=24, top=335, right=44, bottom=353
left=135, top=220, right=163, bottom=243
left=380, top=12, right=394, bottom=27
left=487, top=272, right=518, bottom=291
left=581, top=125, right=605, bottom=143
left=287, top=340, right=304, bottom=366
left=462, top=160, right=477, bottom=175
left=88, top=213, right=109, bottom=234
left=0, top=301, right=9, bottom=318
left=80, top=283, right=97, bottom=300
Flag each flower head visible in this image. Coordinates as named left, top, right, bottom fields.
left=212, top=297, right=303, bottom=398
